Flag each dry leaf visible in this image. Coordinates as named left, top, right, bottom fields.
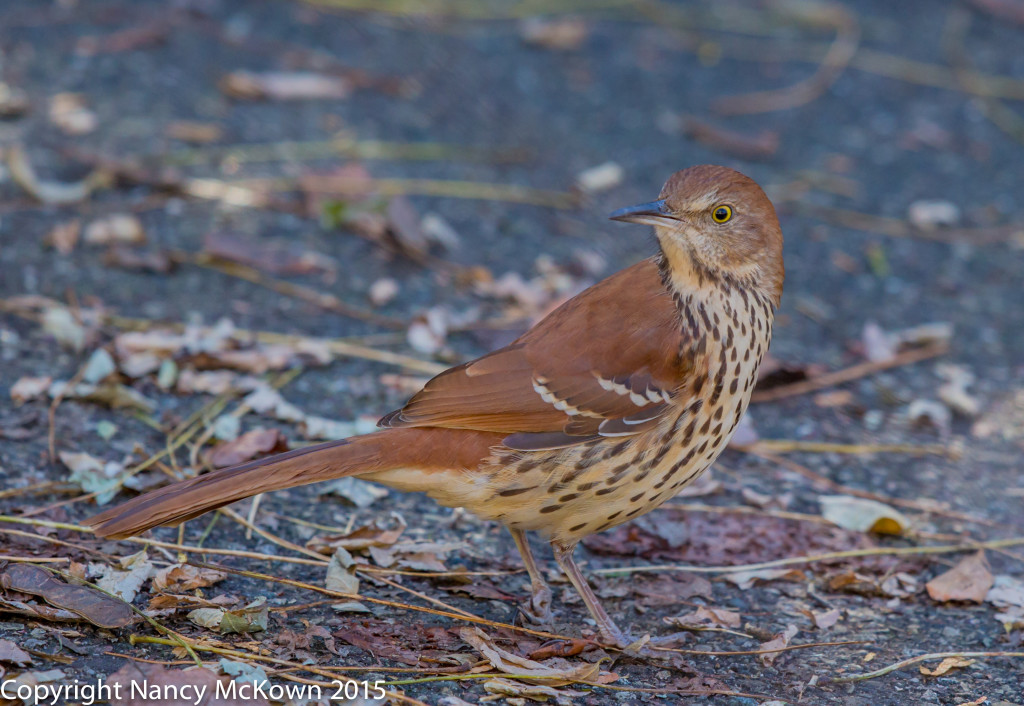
left=0, top=639, right=32, bottom=666
left=460, top=627, right=606, bottom=684
left=189, top=597, right=268, bottom=634
left=93, top=550, right=156, bottom=602
left=0, top=82, right=29, bottom=117
left=926, top=551, right=994, bottom=603
left=202, top=231, right=336, bottom=276
left=205, top=428, right=289, bottom=468
left=152, top=565, right=227, bottom=593
left=220, top=71, right=351, bottom=100
left=368, top=277, right=400, bottom=306
left=919, top=655, right=975, bottom=676
left=576, top=161, right=623, bottom=193
left=722, top=568, right=806, bottom=590
left=0, top=564, right=135, bottom=629
left=819, top=495, right=909, bottom=535
left=49, top=93, right=97, bottom=135
left=106, top=662, right=269, bottom=706
left=665, top=606, right=741, bottom=629
left=84, top=214, right=146, bottom=246
left=10, top=376, right=52, bottom=405
left=520, top=17, right=589, bottom=50
left=758, top=625, right=798, bottom=666
left=307, top=517, right=406, bottom=553
left=44, top=219, right=81, bottom=254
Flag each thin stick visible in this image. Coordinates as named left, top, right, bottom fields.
left=593, top=537, right=1024, bottom=576
left=746, top=439, right=950, bottom=457
left=829, top=651, right=1024, bottom=683
left=750, top=343, right=948, bottom=403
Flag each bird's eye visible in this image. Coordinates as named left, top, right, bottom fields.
left=712, top=205, right=733, bottom=223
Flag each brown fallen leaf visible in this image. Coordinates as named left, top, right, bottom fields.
left=722, top=568, right=806, bottom=591
left=202, top=231, right=336, bottom=276
left=306, top=517, right=406, bottom=554
left=220, top=71, right=352, bottom=101
left=205, top=428, right=289, bottom=469
left=460, top=627, right=608, bottom=685
left=758, top=625, right=798, bottom=667
left=0, top=564, right=135, bottom=629
left=666, top=606, right=741, bottom=630
left=0, top=639, right=32, bottom=667
left=926, top=550, right=994, bottom=603
left=44, top=219, right=81, bottom=254
left=189, top=597, right=268, bottom=634
left=152, top=565, right=227, bottom=593
left=10, top=376, right=52, bottom=405
left=106, top=662, right=267, bottom=706
left=919, top=655, right=975, bottom=676
left=84, top=214, right=146, bottom=246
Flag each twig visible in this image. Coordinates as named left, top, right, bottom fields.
left=829, top=651, right=1024, bottom=683
left=711, top=0, right=860, bottom=115
left=944, top=7, right=1024, bottom=145
left=160, top=137, right=529, bottom=167
left=300, top=0, right=632, bottom=20
left=593, top=537, right=1024, bottom=576
left=744, top=439, right=950, bottom=457
left=750, top=342, right=948, bottom=403
left=103, top=314, right=445, bottom=375
left=659, top=502, right=834, bottom=525
left=747, top=450, right=999, bottom=527
left=171, top=251, right=406, bottom=329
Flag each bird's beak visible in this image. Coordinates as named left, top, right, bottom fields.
left=608, top=199, right=674, bottom=227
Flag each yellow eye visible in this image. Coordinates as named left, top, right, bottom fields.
left=712, top=205, right=733, bottom=223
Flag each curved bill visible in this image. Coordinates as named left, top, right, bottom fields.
left=608, top=199, right=673, bottom=226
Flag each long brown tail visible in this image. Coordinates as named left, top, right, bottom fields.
left=86, top=427, right=504, bottom=539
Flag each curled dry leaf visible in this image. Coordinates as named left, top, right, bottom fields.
left=919, top=655, right=975, bottom=676
left=84, top=214, right=146, bottom=246
left=306, top=516, right=406, bottom=554
left=152, top=564, right=227, bottom=593
left=321, top=476, right=389, bottom=508
left=44, top=219, right=81, bottom=254
left=819, top=495, right=909, bottom=535
left=368, top=277, right=400, bottom=306
left=926, top=550, right=994, bottom=603
left=0, top=639, right=32, bottom=667
left=10, top=376, right=52, bottom=405
left=459, top=627, right=610, bottom=685
left=204, top=428, right=289, bottom=469
left=758, top=625, right=798, bottom=667
left=722, top=568, right=806, bottom=591
left=0, top=563, right=135, bottom=629
left=908, top=199, right=960, bottom=230
left=220, top=71, right=351, bottom=100
left=49, top=93, right=97, bottom=135
left=106, top=662, right=270, bottom=706
left=665, top=606, right=741, bottom=630
left=189, top=597, right=268, bottom=634
left=92, top=550, right=156, bottom=603
left=484, top=678, right=588, bottom=704
left=59, top=451, right=123, bottom=505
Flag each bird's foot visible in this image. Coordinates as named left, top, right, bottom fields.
left=517, top=584, right=554, bottom=628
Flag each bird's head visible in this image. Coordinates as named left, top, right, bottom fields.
left=610, top=165, right=784, bottom=307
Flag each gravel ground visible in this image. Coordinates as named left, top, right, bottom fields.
left=1, top=1, right=1023, bottom=704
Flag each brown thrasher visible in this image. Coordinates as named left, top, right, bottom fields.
left=88, top=165, right=784, bottom=649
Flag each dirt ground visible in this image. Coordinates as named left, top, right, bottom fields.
left=1, top=1, right=1023, bottom=704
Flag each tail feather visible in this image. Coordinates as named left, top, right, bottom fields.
left=87, top=435, right=379, bottom=539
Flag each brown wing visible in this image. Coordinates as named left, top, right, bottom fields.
left=381, top=258, right=705, bottom=450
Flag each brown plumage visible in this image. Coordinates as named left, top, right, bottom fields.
left=87, top=165, right=784, bottom=649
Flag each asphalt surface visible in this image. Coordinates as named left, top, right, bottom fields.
left=1, top=1, right=1023, bottom=704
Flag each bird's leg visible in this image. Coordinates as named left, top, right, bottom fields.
left=510, top=528, right=553, bottom=627
left=551, top=540, right=630, bottom=648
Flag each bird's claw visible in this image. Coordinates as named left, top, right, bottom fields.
left=518, top=585, right=554, bottom=627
